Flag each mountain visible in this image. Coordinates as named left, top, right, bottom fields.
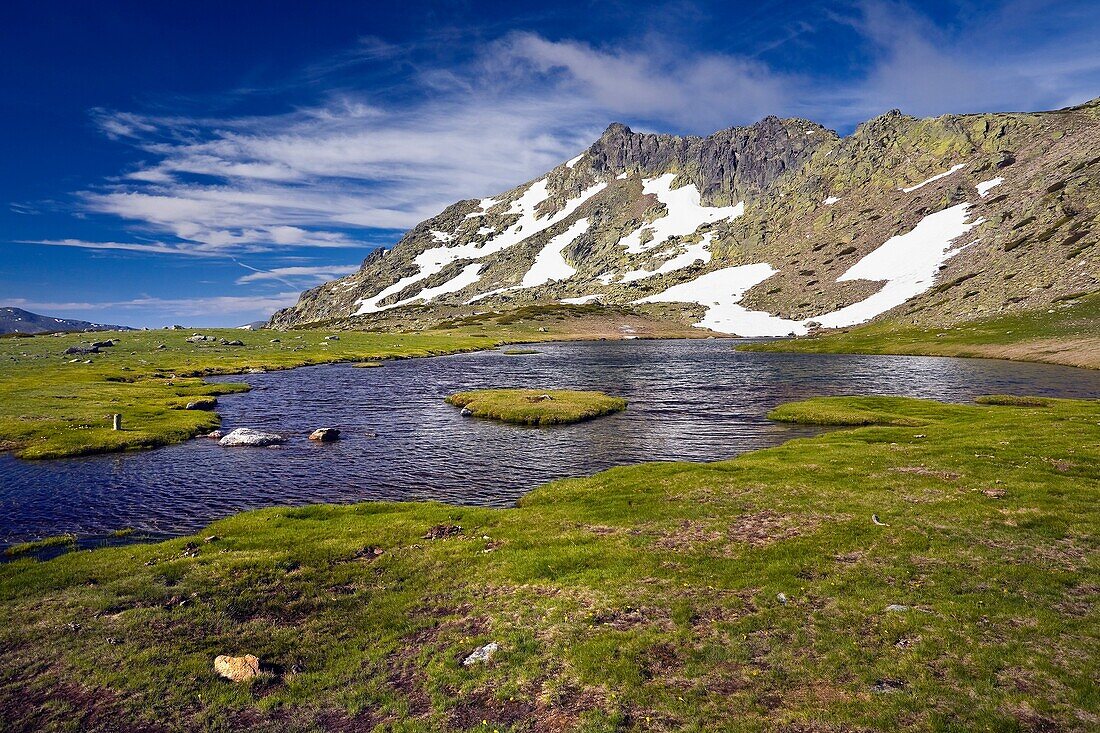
left=271, top=99, right=1100, bottom=335
left=0, top=307, right=133, bottom=335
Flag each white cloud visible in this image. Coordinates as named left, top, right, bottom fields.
left=235, top=264, right=361, bottom=285
left=489, top=32, right=796, bottom=131
left=23, top=239, right=217, bottom=256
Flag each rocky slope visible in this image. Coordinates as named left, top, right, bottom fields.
left=0, top=307, right=132, bottom=335
left=271, top=99, right=1100, bottom=335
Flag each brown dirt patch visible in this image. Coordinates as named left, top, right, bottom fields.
left=947, top=337, right=1100, bottom=370
left=1044, top=457, right=1076, bottom=472
left=423, top=523, right=464, bottom=540
left=652, top=511, right=819, bottom=554
left=589, top=605, right=670, bottom=631
left=0, top=677, right=168, bottom=733
left=892, top=466, right=961, bottom=480
left=445, top=689, right=558, bottom=731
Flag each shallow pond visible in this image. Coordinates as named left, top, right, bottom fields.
left=3, top=339, right=1099, bottom=544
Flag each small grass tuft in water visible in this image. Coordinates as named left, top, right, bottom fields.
left=4, top=533, right=77, bottom=558
left=446, top=388, right=626, bottom=425
left=502, top=348, right=540, bottom=355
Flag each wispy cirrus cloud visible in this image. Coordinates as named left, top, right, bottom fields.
left=234, top=264, right=362, bottom=286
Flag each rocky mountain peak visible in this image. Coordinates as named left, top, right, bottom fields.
left=272, top=101, right=1099, bottom=336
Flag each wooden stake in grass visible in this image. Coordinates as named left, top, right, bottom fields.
left=112, top=413, right=122, bottom=431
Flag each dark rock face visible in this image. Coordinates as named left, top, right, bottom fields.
left=587, top=117, right=834, bottom=203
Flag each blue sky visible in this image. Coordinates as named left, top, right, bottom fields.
left=2, top=1, right=1097, bottom=327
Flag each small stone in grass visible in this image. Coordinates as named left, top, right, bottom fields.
left=462, top=642, right=499, bottom=666
left=776, top=592, right=788, bottom=604
left=423, top=524, right=463, bottom=540
left=214, top=654, right=260, bottom=682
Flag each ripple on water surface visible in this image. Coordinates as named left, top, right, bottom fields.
left=2, top=339, right=1099, bottom=543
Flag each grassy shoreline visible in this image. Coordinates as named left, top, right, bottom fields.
left=0, top=305, right=714, bottom=460
left=739, top=293, right=1100, bottom=369
left=1, top=394, right=1096, bottom=730
left=0, top=328, right=541, bottom=459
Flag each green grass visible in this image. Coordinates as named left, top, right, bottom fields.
left=446, top=388, right=627, bottom=425
left=740, top=292, right=1100, bottom=369
left=2, top=394, right=1096, bottom=730
left=0, top=327, right=556, bottom=459
left=502, top=349, right=540, bottom=356
left=3, top=533, right=76, bottom=558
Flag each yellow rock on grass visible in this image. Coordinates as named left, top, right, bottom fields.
left=214, top=654, right=260, bottom=682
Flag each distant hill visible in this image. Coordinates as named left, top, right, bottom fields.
left=0, top=307, right=133, bottom=335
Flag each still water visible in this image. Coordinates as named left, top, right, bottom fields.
left=3, top=339, right=1098, bottom=544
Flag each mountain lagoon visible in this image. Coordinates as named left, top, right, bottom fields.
left=3, top=339, right=1099, bottom=545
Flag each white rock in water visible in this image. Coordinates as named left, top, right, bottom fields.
left=218, top=428, right=285, bottom=447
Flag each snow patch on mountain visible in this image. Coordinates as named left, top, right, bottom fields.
left=620, top=174, right=744, bottom=254
left=464, top=197, right=499, bottom=219
left=634, top=204, right=982, bottom=336
left=812, top=203, right=982, bottom=328
left=521, top=218, right=590, bottom=287
left=562, top=294, right=602, bottom=304
left=635, top=263, right=795, bottom=335
left=900, top=164, right=966, bottom=193
left=414, top=264, right=484, bottom=304
left=357, top=180, right=605, bottom=314
left=976, top=177, right=1004, bottom=197
left=619, top=234, right=713, bottom=283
